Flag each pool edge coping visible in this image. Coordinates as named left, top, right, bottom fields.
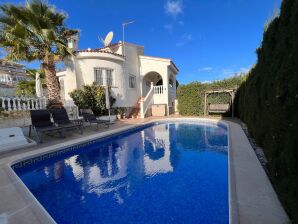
left=0, top=117, right=289, bottom=224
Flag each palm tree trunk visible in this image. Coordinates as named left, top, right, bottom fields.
left=42, top=55, right=62, bottom=108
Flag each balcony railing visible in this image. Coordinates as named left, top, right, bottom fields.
left=153, top=86, right=164, bottom=95
left=0, top=96, right=47, bottom=111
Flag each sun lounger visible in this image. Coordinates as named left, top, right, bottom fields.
left=82, top=111, right=112, bottom=130
left=30, top=110, right=64, bottom=143
left=0, top=127, right=36, bottom=153
left=50, top=108, right=83, bottom=134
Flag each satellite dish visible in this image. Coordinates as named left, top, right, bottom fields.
left=98, top=36, right=105, bottom=46
left=104, top=31, right=113, bottom=46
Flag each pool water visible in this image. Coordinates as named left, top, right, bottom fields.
left=14, top=122, right=229, bottom=224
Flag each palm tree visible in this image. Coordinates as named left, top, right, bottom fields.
left=0, top=0, right=77, bottom=108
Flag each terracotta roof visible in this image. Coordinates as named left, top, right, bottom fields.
left=97, top=42, right=122, bottom=51
left=76, top=42, right=123, bottom=56
left=76, top=48, right=124, bottom=57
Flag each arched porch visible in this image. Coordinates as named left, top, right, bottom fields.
left=139, top=56, right=179, bottom=118
left=141, top=71, right=163, bottom=97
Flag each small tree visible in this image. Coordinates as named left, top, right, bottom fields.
left=15, top=69, right=47, bottom=97
left=15, top=80, right=36, bottom=96
left=69, top=83, right=116, bottom=116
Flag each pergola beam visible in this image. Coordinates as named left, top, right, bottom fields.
left=204, top=89, right=236, bottom=118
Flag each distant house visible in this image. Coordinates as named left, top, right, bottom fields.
left=57, top=34, right=179, bottom=117
left=0, top=59, right=29, bottom=97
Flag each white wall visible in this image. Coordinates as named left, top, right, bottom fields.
left=58, top=41, right=178, bottom=110
left=59, top=48, right=141, bottom=108
left=140, top=56, right=170, bottom=105
left=120, top=43, right=143, bottom=107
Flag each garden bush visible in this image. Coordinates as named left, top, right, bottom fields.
left=236, top=0, right=298, bottom=221
left=69, top=83, right=116, bottom=116
left=177, top=75, right=245, bottom=116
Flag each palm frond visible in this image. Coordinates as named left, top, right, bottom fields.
left=0, top=0, right=78, bottom=62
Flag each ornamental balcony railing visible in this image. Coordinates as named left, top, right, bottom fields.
left=0, top=96, right=47, bottom=111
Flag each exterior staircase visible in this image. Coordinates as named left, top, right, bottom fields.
left=128, top=97, right=142, bottom=118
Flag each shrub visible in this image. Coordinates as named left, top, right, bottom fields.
left=69, top=83, right=116, bottom=116
left=15, top=69, right=47, bottom=97
left=177, top=75, right=245, bottom=116
left=15, top=80, right=36, bottom=97
left=236, top=0, right=298, bottom=221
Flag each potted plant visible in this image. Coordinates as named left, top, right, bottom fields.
left=116, top=107, right=125, bottom=120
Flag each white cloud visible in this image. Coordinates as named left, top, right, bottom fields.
left=217, top=66, right=251, bottom=79
left=176, top=33, right=192, bottom=47
left=198, top=67, right=213, bottom=72
left=196, top=65, right=252, bottom=79
left=201, top=80, right=212, bottom=84
left=165, top=0, right=183, bottom=17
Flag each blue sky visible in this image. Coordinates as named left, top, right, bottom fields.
left=1, top=0, right=281, bottom=84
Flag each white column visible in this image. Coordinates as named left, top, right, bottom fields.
left=31, top=99, right=35, bottom=109
left=7, top=98, right=12, bottom=111
left=17, top=98, right=21, bottom=111
left=26, top=98, right=31, bottom=110
left=35, top=99, right=39, bottom=109
left=22, top=102, right=27, bottom=110
left=151, top=82, right=154, bottom=104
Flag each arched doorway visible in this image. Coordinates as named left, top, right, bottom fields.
left=142, top=71, right=163, bottom=97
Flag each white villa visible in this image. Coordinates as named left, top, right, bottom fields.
left=57, top=34, right=179, bottom=118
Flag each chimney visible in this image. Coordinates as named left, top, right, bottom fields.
left=68, top=33, right=79, bottom=51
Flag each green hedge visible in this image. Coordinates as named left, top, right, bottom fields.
left=236, top=0, right=298, bottom=221
left=177, top=75, right=245, bottom=116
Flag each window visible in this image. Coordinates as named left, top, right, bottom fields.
left=94, top=68, right=103, bottom=85
left=129, top=75, right=136, bottom=88
left=106, top=69, right=113, bottom=86
left=94, top=68, right=113, bottom=86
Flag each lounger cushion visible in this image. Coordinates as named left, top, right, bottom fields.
left=50, top=108, right=70, bottom=125
left=30, top=110, right=54, bottom=127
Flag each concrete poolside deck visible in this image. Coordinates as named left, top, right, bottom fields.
left=0, top=117, right=290, bottom=224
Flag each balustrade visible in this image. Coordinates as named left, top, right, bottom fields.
left=0, top=96, right=47, bottom=111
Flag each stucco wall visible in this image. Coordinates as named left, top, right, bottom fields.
left=58, top=42, right=178, bottom=111
left=121, top=44, right=142, bottom=107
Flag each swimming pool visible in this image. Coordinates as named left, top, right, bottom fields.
left=13, top=121, right=229, bottom=224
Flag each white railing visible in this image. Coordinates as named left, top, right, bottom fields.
left=140, top=82, right=154, bottom=118
left=0, top=96, right=47, bottom=111
left=153, top=86, right=164, bottom=95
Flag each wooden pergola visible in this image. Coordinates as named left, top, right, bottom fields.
left=204, top=89, right=236, bottom=117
